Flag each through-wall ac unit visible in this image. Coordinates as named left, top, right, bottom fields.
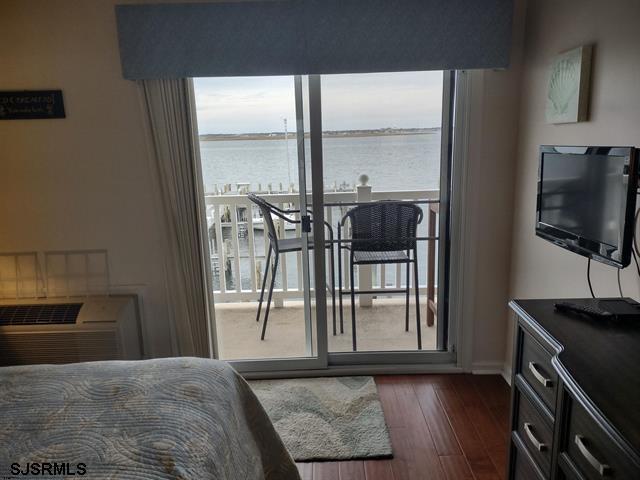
left=0, top=295, right=142, bottom=366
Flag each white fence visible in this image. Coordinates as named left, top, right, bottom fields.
left=204, top=187, right=440, bottom=315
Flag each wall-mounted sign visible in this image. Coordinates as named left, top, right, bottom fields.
left=0, top=90, right=65, bottom=120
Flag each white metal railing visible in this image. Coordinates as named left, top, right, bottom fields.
left=204, top=187, right=440, bottom=314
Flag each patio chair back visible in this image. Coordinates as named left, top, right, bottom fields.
left=343, top=201, right=423, bottom=252
left=247, top=194, right=280, bottom=247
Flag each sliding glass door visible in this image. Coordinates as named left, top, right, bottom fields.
left=193, top=75, right=326, bottom=371
left=193, top=72, right=454, bottom=372
left=319, top=71, right=453, bottom=366
left=320, top=71, right=444, bottom=355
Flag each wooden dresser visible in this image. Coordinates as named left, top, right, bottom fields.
left=508, top=299, right=640, bottom=479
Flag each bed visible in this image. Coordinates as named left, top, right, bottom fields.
left=0, top=357, right=300, bottom=480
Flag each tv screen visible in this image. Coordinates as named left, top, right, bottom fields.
left=536, top=146, right=638, bottom=267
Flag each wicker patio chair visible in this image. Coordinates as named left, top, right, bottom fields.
left=338, top=201, right=424, bottom=351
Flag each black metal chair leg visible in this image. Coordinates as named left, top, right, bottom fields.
left=261, top=254, right=279, bottom=340
left=414, top=249, right=422, bottom=350
left=405, top=254, right=410, bottom=332
left=330, top=243, right=337, bottom=335
left=338, top=228, right=344, bottom=334
left=256, top=246, right=272, bottom=323
left=350, top=254, right=357, bottom=351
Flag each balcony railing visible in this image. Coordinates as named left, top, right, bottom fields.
left=205, top=185, right=440, bottom=325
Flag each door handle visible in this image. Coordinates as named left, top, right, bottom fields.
left=301, top=215, right=311, bottom=233
left=528, top=361, right=552, bottom=388
left=523, top=422, right=547, bottom=452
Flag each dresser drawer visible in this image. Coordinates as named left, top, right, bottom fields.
left=516, top=386, right=553, bottom=476
left=563, top=396, right=640, bottom=480
left=518, top=326, right=558, bottom=415
left=514, top=448, right=544, bottom=480
left=558, top=459, right=583, bottom=480
left=511, top=433, right=545, bottom=480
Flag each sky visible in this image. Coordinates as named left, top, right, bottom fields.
left=193, top=71, right=444, bottom=135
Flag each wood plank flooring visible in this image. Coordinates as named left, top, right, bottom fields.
left=296, top=374, right=511, bottom=480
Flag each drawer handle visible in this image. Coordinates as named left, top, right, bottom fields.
left=575, top=435, right=611, bottom=476
left=528, top=361, right=552, bottom=388
left=523, top=422, right=547, bottom=452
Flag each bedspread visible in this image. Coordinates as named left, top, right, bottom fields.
left=0, top=357, right=299, bottom=480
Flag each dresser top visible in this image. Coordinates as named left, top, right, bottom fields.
left=510, top=298, right=640, bottom=454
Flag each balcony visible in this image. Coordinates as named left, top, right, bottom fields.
left=205, top=183, right=440, bottom=359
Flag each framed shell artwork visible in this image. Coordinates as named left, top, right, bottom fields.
left=545, top=45, right=593, bottom=124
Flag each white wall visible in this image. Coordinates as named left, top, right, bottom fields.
left=505, top=0, right=640, bottom=372
left=0, top=0, right=174, bottom=357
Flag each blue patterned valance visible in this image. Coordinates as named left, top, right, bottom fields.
left=115, top=0, right=513, bottom=79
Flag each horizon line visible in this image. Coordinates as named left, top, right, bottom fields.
left=199, top=126, right=441, bottom=136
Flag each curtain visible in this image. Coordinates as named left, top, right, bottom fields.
left=141, top=78, right=211, bottom=358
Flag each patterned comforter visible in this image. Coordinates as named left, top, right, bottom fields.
left=0, top=357, right=299, bottom=480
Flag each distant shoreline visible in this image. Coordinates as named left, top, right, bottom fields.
left=199, top=128, right=440, bottom=142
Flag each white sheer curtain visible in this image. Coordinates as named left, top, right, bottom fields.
left=141, top=78, right=211, bottom=358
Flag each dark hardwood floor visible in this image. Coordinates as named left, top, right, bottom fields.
left=296, top=374, right=511, bottom=480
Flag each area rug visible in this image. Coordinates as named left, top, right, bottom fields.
left=249, top=376, right=393, bottom=461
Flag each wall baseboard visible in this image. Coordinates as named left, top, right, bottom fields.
left=501, top=365, right=512, bottom=386
left=471, top=361, right=512, bottom=386
left=471, top=361, right=505, bottom=375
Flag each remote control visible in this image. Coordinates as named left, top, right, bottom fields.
left=554, top=301, right=613, bottom=319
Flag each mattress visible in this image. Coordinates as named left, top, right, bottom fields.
left=0, top=357, right=299, bottom=479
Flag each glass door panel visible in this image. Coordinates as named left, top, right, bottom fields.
left=319, top=71, right=445, bottom=353
left=193, top=76, right=322, bottom=365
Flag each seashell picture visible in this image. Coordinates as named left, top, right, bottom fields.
left=545, top=45, right=592, bottom=124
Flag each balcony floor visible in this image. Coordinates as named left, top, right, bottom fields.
left=214, top=297, right=437, bottom=360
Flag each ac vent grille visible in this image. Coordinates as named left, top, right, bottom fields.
left=0, top=303, right=82, bottom=326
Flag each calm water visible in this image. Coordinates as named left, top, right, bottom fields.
left=200, top=133, right=441, bottom=193
left=199, top=133, right=441, bottom=291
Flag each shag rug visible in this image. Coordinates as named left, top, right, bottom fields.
left=249, top=376, right=393, bottom=462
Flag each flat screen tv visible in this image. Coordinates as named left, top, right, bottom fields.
left=536, top=145, right=638, bottom=268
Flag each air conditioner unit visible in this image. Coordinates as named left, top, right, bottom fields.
left=0, top=295, right=142, bottom=366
